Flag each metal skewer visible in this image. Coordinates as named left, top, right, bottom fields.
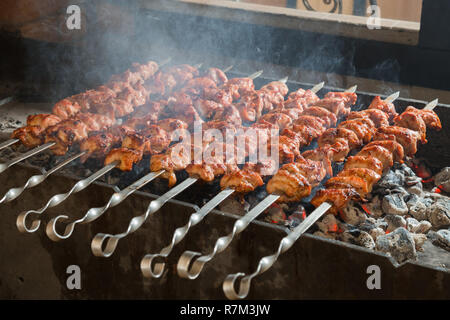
left=90, top=70, right=266, bottom=258
left=0, top=138, right=19, bottom=152
left=424, top=98, right=438, bottom=110
left=91, top=177, right=198, bottom=257
left=222, top=202, right=331, bottom=300
left=140, top=81, right=327, bottom=279
left=46, top=170, right=164, bottom=241
left=0, top=151, right=85, bottom=205
left=16, top=161, right=119, bottom=233
left=176, top=84, right=359, bottom=280
left=0, top=142, right=55, bottom=174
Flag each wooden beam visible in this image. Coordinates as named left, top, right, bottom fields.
left=140, top=0, right=419, bottom=45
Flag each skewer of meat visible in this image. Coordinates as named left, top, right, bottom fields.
left=222, top=99, right=440, bottom=300
left=15, top=66, right=239, bottom=233
left=37, top=70, right=264, bottom=239
left=2, top=64, right=220, bottom=205
left=89, top=82, right=344, bottom=263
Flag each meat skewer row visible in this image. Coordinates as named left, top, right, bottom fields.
left=2, top=63, right=221, bottom=180
left=15, top=66, right=242, bottom=234
left=34, top=70, right=264, bottom=240
left=133, top=85, right=355, bottom=277
left=46, top=73, right=287, bottom=242
left=222, top=96, right=442, bottom=301
left=89, top=77, right=328, bottom=258
left=1, top=59, right=169, bottom=153
left=176, top=90, right=405, bottom=281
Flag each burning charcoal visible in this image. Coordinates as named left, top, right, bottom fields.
left=376, top=227, right=417, bottom=263
left=435, top=167, right=450, bottom=193
left=427, top=230, right=450, bottom=252
left=288, top=207, right=306, bottom=229
left=406, top=217, right=432, bottom=234
left=340, top=202, right=366, bottom=225
left=263, top=204, right=287, bottom=225
left=316, top=214, right=339, bottom=234
left=313, top=230, right=337, bottom=240
left=218, top=197, right=248, bottom=216
left=384, top=214, right=407, bottom=232
left=426, top=199, right=450, bottom=229
left=395, top=163, right=415, bottom=177
left=407, top=195, right=431, bottom=221
left=369, top=228, right=385, bottom=241
left=365, top=195, right=384, bottom=218
left=406, top=181, right=423, bottom=196
left=375, top=218, right=388, bottom=231
left=411, top=233, right=427, bottom=252
left=339, top=230, right=375, bottom=250
left=382, top=193, right=408, bottom=216
left=375, top=170, right=405, bottom=192
left=357, top=220, right=377, bottom=233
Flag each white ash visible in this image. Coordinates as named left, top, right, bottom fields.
left=340, top=202, right=366, bottom=225
left=0, top=115, right=23, bottom=131
left=369, top=228, right=385, bottom=241
left=435, top=167, right=450, bottom=193
left=339, top=229, right=375, bottom=250
left=382, top=193, right=409, bottom=215
left=385, top=214, right=407, bottom=232
left=363, top=195, right=383, bottom=218
left=316, top=214, right=339, bottom=233
left=376, top=227, right=417, bottom=263
left=406, top=217, right=432, bottom=234
left=411, top=233, right=427, bottom=252
left=427, top=198, right=450, bottom=229
left=427, top=230, right=450, bottom=252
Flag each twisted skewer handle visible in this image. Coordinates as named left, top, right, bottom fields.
left=16, top=161, right=118, bottom=233
left=141, top=188, right=234, bottom=278
left=223, top=202, right=331, bottom=300
left=46, top=170, right=164, bottom=241
left=0, top=142, right=55, bottom=174
left=91, top=177, right=198, bottom=258
left=0, top=152, right=85, bottom=205
left=0, top=138, right=19, bottom=152
left=177, top=194, right=280, bottom=280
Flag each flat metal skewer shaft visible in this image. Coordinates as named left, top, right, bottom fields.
left=16, top=161, right=119, bottom=233
left=222, top=202, right=332, bottom=300
left=0, top=142, right=55, bottom=174
left=0, top=138, right=19, bottom=152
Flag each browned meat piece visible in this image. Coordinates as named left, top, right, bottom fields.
left=52, top=99, right=82, bottom=119
left=337, top=168, right=381, bottom=193
left=318, top=128, right=361, bottom=150
left=405, top=106, right=442, bottom=131
left=302, top=106, right=338, bottom=128
left=220, top=169, right=264, bottom=194
left=260, top=81, right=289, bottom=96
left=303, top=138, right=350, bottom=163
left=204, top=68, right=228, bottom=86
left=259, top=112, right=293, bottom=130
left=368, top=96, right=398, bottom=122
left=311, top=188, right=360, bottom=215
left=212, top=105, right=242, bottom=126
left=373, top=126, right=420, bottom=156
left=344, top=156, right=384, bottom=175
left=80, top=131, right=122, bottom=162
left=347, top=109, right=389, bottom=128
left=365, top=140, right=405, bottom=163
left=11, top=126, right=44, bottom=148
left=293, top=115, right=327, bottom=137
left=326, top=176, right=371, bottom=196
left=394, top=111, right=427, bottom=143
left=104, top=148, right=142, bottom=171
left=313, top=98, right=350, bottom=117
left=287, top=88, right=320, bottom=106
left=338, top=119, right=375, bottom=143
left=357, top=145, right=393, bottom=170
left=324, top=92, right=357, bottom=107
